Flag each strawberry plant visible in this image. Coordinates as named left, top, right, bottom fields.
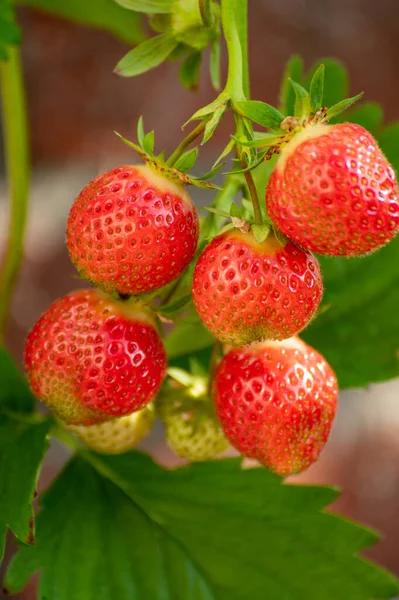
left=1, top=0, right=399, bottom=598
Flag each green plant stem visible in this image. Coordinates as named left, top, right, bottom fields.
left=166, top=120, right=208, bottom=167
left=220, top=0, right=246, bottom=101
left=234, top=0, right=250, bottom=97
left=199, top=0, right=214, bottom=27
left=0, top=47, right=30, bottom=343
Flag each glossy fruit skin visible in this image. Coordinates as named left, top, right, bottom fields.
left=158, top=398, right=229, bottom=462
left=24, top=290, right=167, bottom=426
left=213, top=337, right=337, bottom=475
left=266, top=123, right=399, bottom=256
left=67, top=165, right=199, bottom=295
left=68, top=404, right=155, bottom=454
left=192, top=230, right=322, bottom=346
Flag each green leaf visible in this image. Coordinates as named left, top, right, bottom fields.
left=6, top=454, right=398, bottom=599
left=165, top=321, right=215, bottom=358
left=305, top=58, right=348, bottom=110
left=0, top=347, right=35, bottom=413
left=136, top=115, right=145, bottom=147
left=0, top=417, right=50, bottom=561
left=251, top=223, right=270, bottom=244
left=202, top=105, right=226, bottom=144
left=174, top=147, right=199, bottom=173
left=279, top=54, right=304, bottom=116
left=346, top=102, right=383, bottom=133
left=376, top=122, right=399, bottom=174
left=0, top=1, right=21, bottom=61
left=179, top=52, right=202, bottom=91
left=303, top=235, right=399, bottom=388
left=289, top=79, right=312, bottom=120
left=142, top=130, right=155, bottom=155
left=309, top=63, right=324, bottom=112
left=158, top=294, right=192, bottom=317
left=209, top=38, right=221, bottom=90
left=212, top=138, right=235, bottom=168
left=16, top=0, right=143, bottom=45
left=113, top=0, right=174, bottom=13
left=114, top=33, right=178, bottom=77
left=326, top=93, right=363, bottom=120
left=235, top=100, right=284, bottom=130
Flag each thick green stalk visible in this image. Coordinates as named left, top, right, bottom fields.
left=220, top=0, right=246, bottom=101
left=234, top=0, right=250, bottom=97
left=0, top=47, right=30, bottom=343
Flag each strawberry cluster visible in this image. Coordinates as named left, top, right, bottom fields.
left=24, top=79, right=399, bottom=475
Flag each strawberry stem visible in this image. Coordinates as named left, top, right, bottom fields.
left=166, top=119, right=208, bottom=168
left=0, top=47, right=30, bottom=343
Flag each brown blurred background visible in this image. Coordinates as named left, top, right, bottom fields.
left=1, top=0, right=399, bottom=596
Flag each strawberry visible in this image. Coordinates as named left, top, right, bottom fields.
left=68, top=404, right=155, bottom=454
left=67, top=165, right=199, bottom=295
left=192, top=229, right=322, bottom=346
left=160, top=402, right=228, bottom=462
left=158, top=368, right=229, bottom=461
left=266, top=123, right=399, bottom=256
left=212, top=337, right=337, bottom=475
left=24, top=289, right=167, bottom=426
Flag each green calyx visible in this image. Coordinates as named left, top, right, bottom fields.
left=114, top=117, right=221, bottom=189
left=234, top=63, right=364, bottom=158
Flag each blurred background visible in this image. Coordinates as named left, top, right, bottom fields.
left=1, top=0, right=399, bottom=596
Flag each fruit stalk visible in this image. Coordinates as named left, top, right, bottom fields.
left=0, top=47, right=30, bottom=342
left=166, top=119, right=208, bottom=167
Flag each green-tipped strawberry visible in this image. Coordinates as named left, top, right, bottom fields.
left=68, top=404, right=155, bottom=454
left=24, top=289, right=167, bottom=425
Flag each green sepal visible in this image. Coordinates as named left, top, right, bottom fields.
left=289, top=78, right=312, bottom=120
left=229, top=203, right=242, bottom=219
left=142, top=130, right=155, bottom=155
left=252, top=223, right=270, bottom=244
left=174, top=147, right=199, bottom=173
left=235, top=100, right=284, bottom=130
left=309, top=63, right=325, bottom=112
left=202, top=104, right=227, bottom=144
left=326, top=93, right=364, bottom=120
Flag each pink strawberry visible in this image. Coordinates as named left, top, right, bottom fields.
left=24, top=289, right=167, bottom=425
left=192, top=230, right=322, bottom=346
left=266, top=123, right=399, bottom=256
left=213, top=337, right=338, bottom=475
left=67, top=165, right=199, bottom=295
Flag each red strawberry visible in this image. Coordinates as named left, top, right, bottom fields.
left=266, top=123, right=399, bottom=256
left=67, top=165, right=199, bottom=295
left=192, top=230, right=322, bottom=346
left=213, top=337, right=338, bottom=475
left=24, top=289, right=167, bottom=425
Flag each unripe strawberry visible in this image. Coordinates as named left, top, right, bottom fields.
left=24, top=290, right=167, bottom=425
left=159, top=399, right=228, bottom=462
left=213, top=337, right=338, bottom=475
left=68, top=404, right=155, bottom=454
left=266, top=123, right=399, bottom=256
left=67, top=165, right=199, bottom=295
left=192, top=230, right=322, bottom=346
